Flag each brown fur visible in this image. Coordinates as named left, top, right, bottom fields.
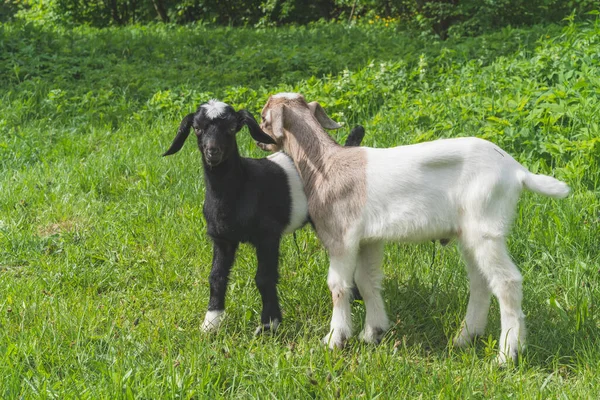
left=261, top=95, right=367, bottom=256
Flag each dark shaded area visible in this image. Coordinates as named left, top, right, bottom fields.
left=379, top=274, right=600, bottom=368
left=5, top=0, right=597, bottom=39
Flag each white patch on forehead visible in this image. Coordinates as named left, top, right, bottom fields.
left=272, top=92, right=303, bottom=100
left=202, top=99, right=229, bottom=119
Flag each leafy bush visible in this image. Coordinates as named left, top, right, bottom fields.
left=2, top=16, right=599, bottom=176
left=9, top=0, right=599, bottom=39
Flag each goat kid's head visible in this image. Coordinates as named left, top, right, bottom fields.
left=162, top=100, right=276, bottom=167
left=250, top=93, right=342, bottom=152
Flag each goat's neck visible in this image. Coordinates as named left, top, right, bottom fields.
left=202, top=151, right=244, bottom=197
left=285, top=126, right=340, bottom=191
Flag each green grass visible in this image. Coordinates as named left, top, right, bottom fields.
left=1, top=18, right=600, bottom=398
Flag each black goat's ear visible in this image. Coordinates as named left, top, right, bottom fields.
left=237, top=109, right=277, bottom=145
left=162, top=113, right=195, bottom=156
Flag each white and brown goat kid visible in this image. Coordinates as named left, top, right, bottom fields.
left=248, top=93, right=570, bottom=364
left=163, top=100, right=364, bottom=335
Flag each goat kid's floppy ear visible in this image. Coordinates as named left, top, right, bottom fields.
left=307, top=101, right=342, bottom=130
left=237, top=109, right=277, bottom=145
left=162, top=113, right=195, bottom=156
left=268, top=104, right=287, bottom=139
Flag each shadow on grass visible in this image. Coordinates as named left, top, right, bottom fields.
left=377, top=274, right=600, bottom=368
left=235, top=268, right=598, bottom=373
left=380, top=276, right=462, bottom=355
left=524, top=302, right=600, bottom=369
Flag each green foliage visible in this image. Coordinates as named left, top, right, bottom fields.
left=1, top=19, right=600, bottom=397
left=445, top=0, right=600, bottom=37
left=8, top=0, right=600, bottom=39
left=0, top=0, right=20, bottom=22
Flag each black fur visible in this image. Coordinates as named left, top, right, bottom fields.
left=343, top=125, right=365, bottom=147
left=163, top=101, right=364, bottom=333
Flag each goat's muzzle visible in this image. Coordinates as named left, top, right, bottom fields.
left=203, top=147, right=224, bottom=166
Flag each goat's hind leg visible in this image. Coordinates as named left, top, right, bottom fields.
left=203, top=238, right=238, bottom=332
left=355, top=241, right=389, bottom=344
left=471, top=238, right=526, bottom=365
left=454, top=244, right=492, bottom=348
left=254, top=239, right=283, bottom=335
left=323, top=247, right=359, bottom=349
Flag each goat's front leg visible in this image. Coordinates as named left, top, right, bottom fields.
left=355, top=241, right=389, bottom=344
left=253, top=239, right=282, bottom=335
left=202, top=238, right=238, bottom=332
left=323, top=248, right=359, bottom=349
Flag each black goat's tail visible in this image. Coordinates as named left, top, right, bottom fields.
left=344, top=125, right=365, bottom=147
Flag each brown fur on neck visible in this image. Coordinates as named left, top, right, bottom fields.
left=263, top=95, right=367, bottom=255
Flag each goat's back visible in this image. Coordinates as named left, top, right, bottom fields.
left=359, top=137, right=561, bottom=242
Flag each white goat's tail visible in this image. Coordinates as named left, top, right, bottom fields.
left=518, top=170, right=570, bottom=198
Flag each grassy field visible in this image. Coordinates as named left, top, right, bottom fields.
left=1, top=17, right=599, bottom=398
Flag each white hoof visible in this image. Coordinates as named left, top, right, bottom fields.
left=496, top=348, right=519, bottom=366
left=453, top=326, right=481, bottom=348
left=359, top=326, right=387, bottom=344
left=201, top=310, right=224, bottom=332
left=322, top=329, right=350, bottom=349
left=453, top=333, right=474, bottom=348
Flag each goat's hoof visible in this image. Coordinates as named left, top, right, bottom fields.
left=322, top=330, right=349, bottom=349
left=453, top=334, right=475, bottom=348
left=201, top=310, right=224, bottom=332
left=495, top=349, right=519, bottom=367
left=359, top=326, right=387, bottom=344
left=453, top=328, right=483, bottom=348
left=496, top=352, right=519, bottom=368
left=253, top=319, right=280, bottom=336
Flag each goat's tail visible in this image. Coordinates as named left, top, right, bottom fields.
left=344, top=125, right=365, bottom=147
left=519, top=170, right=570, bottom=198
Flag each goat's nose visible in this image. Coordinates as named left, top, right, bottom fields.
left=205, top=147, right=220, bottom=156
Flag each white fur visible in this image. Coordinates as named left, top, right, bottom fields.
left=268, top=152, right=309, bottom=234
left=272, top=92, right=303, bottom=100
left=202, top=100, right=229, bottom=120
left=362, top=138, right=523, bottom=242
left=321, top=136, right=567, bottom=364
left=202, top=310, right=224, bottom=332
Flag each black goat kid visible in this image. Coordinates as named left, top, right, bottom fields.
left=163, top=100, right=364, bottom=334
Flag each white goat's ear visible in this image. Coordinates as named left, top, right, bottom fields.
left=307, top=101, right=342, bottom=130
left=269, top=105, right=286, bottom=139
